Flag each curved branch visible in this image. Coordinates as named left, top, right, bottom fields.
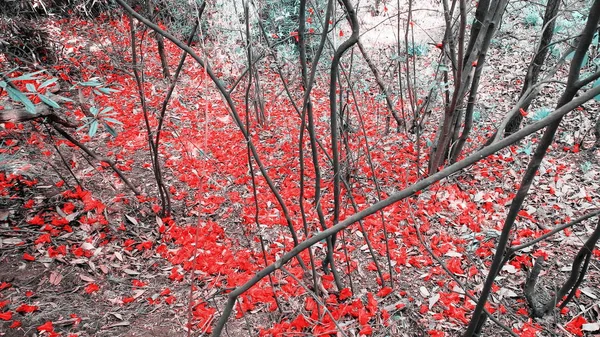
left=114, top=0, right=306, bottom=269
left=211, top=77, right=600, bottom=337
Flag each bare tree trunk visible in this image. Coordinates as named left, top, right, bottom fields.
left=356, top=40, right=404, bottom=131
left=147, top=0, right=171, bottom=80
left=503, top=0, right=560, bottom=135
left=429, top=0, right=508, bottom=173
left=464, top=2, right=600, bottom=334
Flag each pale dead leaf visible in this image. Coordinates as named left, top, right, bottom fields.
left=445, top=251, right=462, bottom=258
left=101, top=321, right=130, bottom=329
left=582, top=323, right=600, bottom=332
left=429, top=293, right=440, bottom=309
left=79, top=274, right=95, bottom=282
left=497, top=287, right=518, bottom=299
left=580, top=287, right=598, bottom=299
left=125, top=215, right=139, bottom=226
left=56, top=206, right=67, bottom=218
left=132, top=289, right=145, bottom=298
left=2, top=238, right=24, bottom=245
left=49, top=271, right=63, bottom=285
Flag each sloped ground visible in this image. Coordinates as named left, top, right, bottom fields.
left=1, top=5, right=599, bottom=337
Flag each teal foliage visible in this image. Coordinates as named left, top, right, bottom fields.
left=532, top=107, right=552, bottom=121
left=407, top=43, right=429, bottom=57
left=523, top=8, right=541, bottom=26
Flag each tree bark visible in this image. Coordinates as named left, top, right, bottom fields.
left=504, top=0, right=560, bottom=135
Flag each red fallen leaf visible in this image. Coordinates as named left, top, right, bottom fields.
left=520, top=108, right=528, bottom=116
left=560, top=307, right=569, bottom=315
left=9, top=320, right=21, bottom=328
left=25, top=291, right=34, bottom=297
left=0, top=311, right=12, bottom=320
left=37, top=321, right=54, bottom=333
left=339, top=287, right=352, bottom=300
left=419, top=304, right=428, bottom=314
left=160, top=288, right=171, bottom=296
left=55, top=180, right=65, bottom=187
left=513, top=320, right=542, bottom=337
left=70, top=313, right=82, bottom=325
left=436, top=43, right=444, bottom=49
left=516, top=307, right=529, bottom=316
left=0, top=282, right=11, bottom=290
left=565, top=316, right=586, bottom=336
left=164, top=296, right=176, bottom=305
left=0, top=300, right=9, bottom=309
left=358, top=308, right=369, bottom=325
left=381, top=309, right=391, bottom=324
left=468, top=265, right=478, bottom=277
left=24, top=199, right=35, bottom=208
left=359, top=324, right=373, bottom=335
left=429, top=330, right=445, bottom=337
left=472, top=60, right=478, bottom=67
left=16, top=304, right=38, bottom=313
left=377, top=287, right=393, bottom=298
left=122, top=297, right=135, bottom=304
left=290, top=31, right=299, bottom=43
left=28, top=215, right=45, bottom=225
left=85, top=283, right=100, bottom=294
left=35, top=233, right=51, bottom=245
left=290, top=314, right=310, bottom=330
left=132, top=279, right=147, bottom=287
left=23, top=253, right=35, bottom=261
left=339, top=30, right=344, bottom=37
left=447, top=257, right=464, bottom=274
left=366, top=292, right=377, bottom=313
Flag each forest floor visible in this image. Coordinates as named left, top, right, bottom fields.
left=1, top=2, right=600, bottom=337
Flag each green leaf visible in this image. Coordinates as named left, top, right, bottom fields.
left=594, top=78, right=600, bottom=101
left=89, top=120, right=99, bottom=137
left=97, top=87, right=120, bottom=94
left=38, top=93, right=60, bottom=108
left=39, top=78, right=58, bottom=89
left=100, top=106, right=114, bottom=114
left=7, top=86, right=36, bottom=114
left=103, top=122, right=118, bottom=137
left=78, top=81, right=102, bottom=87
left=0, top=81, right=6, bottom=88
left=77, top=120, right=92, bottom=132
left=26, top=83, right=37, bottom=92
left=582, top=53, right=589, bottom=68
left=103, top=117, right=122, bottom=125
left=90, top=106, right=99, bottom=116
